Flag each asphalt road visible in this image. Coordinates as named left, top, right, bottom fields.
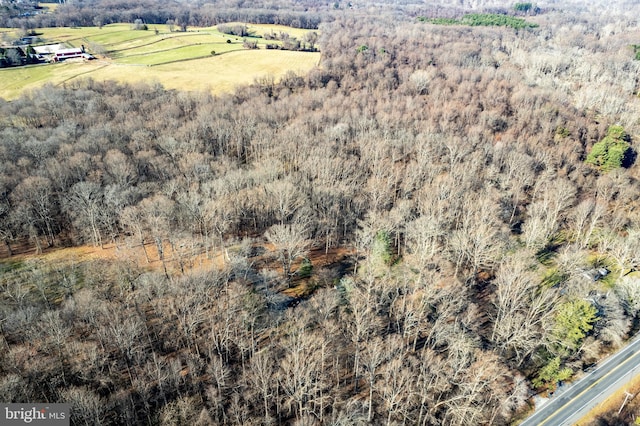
left=520, top=334, right=640, bottom=426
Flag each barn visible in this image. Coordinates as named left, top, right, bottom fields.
left=54, top=48, right=84, bottom=61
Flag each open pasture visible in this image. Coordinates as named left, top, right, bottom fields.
left=115, top=44, right=226, bottom=65
left=0, top=23, right=320, bottom=99
left=30, top=24, right=131, bottom=45
left=0, top=61, right=108, bottom=99
left=110, top=32, right=223, bottom=53
left=77, top=49, right=320, bottom=93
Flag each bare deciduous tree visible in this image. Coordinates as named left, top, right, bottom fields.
left=359, top=336, right=386, bottom=422
left=490, top=255, right=558, bottom=365
left=265, top=222, right=311, bottom=284
left=246, top=347, right=276, bottom=422
left=522, top=178, right=576, bottom=250
left=278, top=328, right=329, bottom=420
left=60, top=386, right=106, bottom=426
left=64, top=181, right=105, bottom=247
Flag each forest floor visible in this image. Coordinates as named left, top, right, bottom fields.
left=0, top=238, right=353, bottom=299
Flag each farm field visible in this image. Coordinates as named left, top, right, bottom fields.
left=0, top=23, right=320, bottom=99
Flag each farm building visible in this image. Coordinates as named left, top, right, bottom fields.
left=54, top=48, right=84, bottom=61
left=52, top=45, right=94, bottom=61
left=33, top=44, right=65, bottom=55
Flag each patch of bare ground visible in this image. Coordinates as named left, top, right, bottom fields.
left=0, top=237, right=354, bottom=300
left=0, top=237, right=226, bottom=274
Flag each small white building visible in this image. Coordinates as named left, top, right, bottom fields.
left=54, top=48, right=84, bottom=61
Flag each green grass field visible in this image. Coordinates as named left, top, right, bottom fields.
left=0, top=23, right=321, bottom=99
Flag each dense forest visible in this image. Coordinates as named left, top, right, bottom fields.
left=2, top=0, right=640, bottom=425
left=1, top=0, right=325, bottom=29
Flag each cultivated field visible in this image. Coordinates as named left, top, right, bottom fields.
left=0, top=23, right=321, bottom=99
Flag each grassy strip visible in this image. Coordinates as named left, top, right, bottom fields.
left=80, top=30, right=158, bottom=47
left=144, top=45, right=257, bottom=67
left=115, top=43, right=229, bottom=65
left=57, top=63, right=110, bottom=85
left=149, top=53, right=218, bottom=67
left=63, top=30, right=154, bottom=47
left=39, top=25, right=137, bottom=44
left=111, top=33, right=221, bottom=53
left=575, top=372, right=640, bottom=425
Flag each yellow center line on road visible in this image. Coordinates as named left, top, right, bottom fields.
left=538, top=348, right=640, bottom=426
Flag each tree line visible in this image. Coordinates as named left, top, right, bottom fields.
left=1, top=0, right=325, bottom=30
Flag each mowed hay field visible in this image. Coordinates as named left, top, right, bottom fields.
left=70, top=50, right=320, bottom=94
left=0, top=23, right=321, bottom=99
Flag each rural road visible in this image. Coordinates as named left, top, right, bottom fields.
left=519, top=334, right=640, bottom=426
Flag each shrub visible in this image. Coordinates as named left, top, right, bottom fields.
left=298, top=258, right=313, bottom=278
left=427, top=18, right=459, bottom=25
left=218, top=24, right=249, bottom=37
left=242, top=39, right=258, bottom=49
left=133, top=19, right=147, bottom=31
left=553, top=299, right=598, bottom=351
left=532, top=357, right=572, bottom=390
left=514, top=2, right=533, bottom=12
left=372, top=231, right=392, bottom=265
left=555, top=126, right=571, bottom=138
left=586, top=125, right=632, bottom=171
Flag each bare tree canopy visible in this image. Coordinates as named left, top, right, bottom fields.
left=3, top=0, right=640, bottom=424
